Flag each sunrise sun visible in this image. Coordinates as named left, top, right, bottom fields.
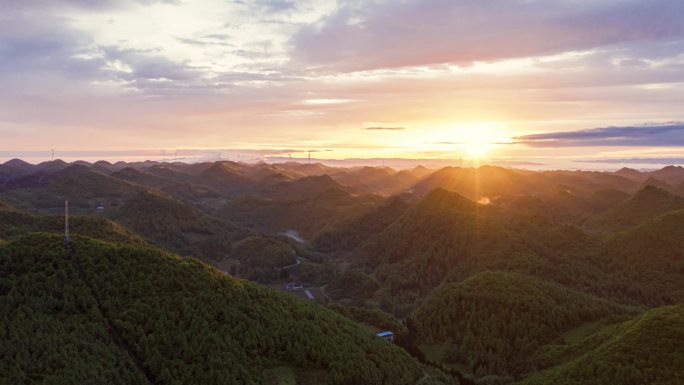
left=456, top=122, right=506, bottom=159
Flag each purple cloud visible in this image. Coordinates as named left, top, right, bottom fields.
left=291, top=0, right=684, bottom=71
left=515, top=123, right=684, bottom=147
left=574, top=157, right=684, bottom=165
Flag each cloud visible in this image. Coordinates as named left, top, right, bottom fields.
left=364, top=126, right=406, bottom=131
left=232, top=0, right=298, bottom=13
left=2, top=0, right=684, bottom=162
left=291, top=0, right=684, bottom=72
left=0, top=0, right=178, bottom=12
left=574, top=157, right=684, bottom=165
left=515, top=123, right=684, bottom=147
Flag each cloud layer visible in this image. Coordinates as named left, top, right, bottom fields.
left=515, top=123, right=684, bottom=147
left=292, top=0, right=684, bottom=71
left=1, top=0, right=684, bottom=166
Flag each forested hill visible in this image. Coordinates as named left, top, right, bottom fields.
left=583, top=185, right=684, bottom=233
left=412, top=271, right=632, bottom=380
left=517, top=305, right=684, bottom=385
left=0, top=202, right=147, bottom=246
left=0, top=233, right=453, bottom=385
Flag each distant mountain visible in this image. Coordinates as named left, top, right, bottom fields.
left=144, top=164, right=194, bottom=183
left=638, top=176, right=673, bottom=192
left=410, top=165, right=434, bottom=178
left=161, top=182, right=225, bottom=209
left=583, top=186, right=684, bottom=233
left=273, top=162, right=338, bottom=177
left=190, top=162, right=255, bottom=195
left=313, top=195, right=411, bottom=252
left=518, top=305, right=684, bottom=385
left=218, top=188, right=384, bottom=240
left=410, top=166, right=639, bottom=201
left=409, top=166, right=526, bottom=199
left=648, top=165, right=684, bottom=185
left=252, top=174, right=346, bottom=199
left=3, top=158, right=34, bottom=169
left=111, top=190, right=252, bottom=261
left=331, top=166, right=419, bottom=196
left=537, top=187, right=599, bottom=222
left=0, top=233, right=451, bottom=385
left=90, top=160, right=118, bottom=173
left=615, top=165, right=684, bottom=186
left=413, top=271, right=628, bottom=379
left=500, top=187, right=629, bottom=224
left=530, top=170, right=638, bottom=193
left=240, top=162, right=301, bottom=181
left=111, top=167, right=175, bottom=189
left=412, top=166, right=638, bottom=201
left=613, top=167, right=645, bottom=182
left=34, top=159, right=70, bottom=173
left=0, top=159, right=35, bottom=183
left=0, top=165, right=142, bottom=213
left=589, top=188, right=631, bottom=209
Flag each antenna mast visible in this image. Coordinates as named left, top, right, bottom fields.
left=64, top=200, right=70, bottom=245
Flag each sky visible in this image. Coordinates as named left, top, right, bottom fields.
left=1, top=0, right=684, bottom=169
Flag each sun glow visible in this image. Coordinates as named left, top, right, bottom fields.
left=457, top=123, right=509, bottom=158
left=354, top=121, right=512, bottom=160
left=462, top=138, right=493, bottom=158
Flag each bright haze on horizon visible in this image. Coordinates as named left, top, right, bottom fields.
left=2, top=0, right=684, bottom=169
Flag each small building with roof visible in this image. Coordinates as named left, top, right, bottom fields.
left=376, top=331, right=394, bottom=342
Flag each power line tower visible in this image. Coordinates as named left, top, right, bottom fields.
left=64, top=200, right=71, bottom=247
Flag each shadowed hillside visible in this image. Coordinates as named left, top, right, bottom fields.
left=412, top=271, right=631, bottom=380
left=583, top=186, right=684, bottom=233
left=517, top=305, right=684, bottom=385
left=218, top=188, right=384, bottom=240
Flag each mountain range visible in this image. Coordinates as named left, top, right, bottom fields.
left=1, top=158, right=683, bottom=385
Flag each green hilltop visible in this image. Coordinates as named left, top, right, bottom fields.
left=411, top=271, right=632, bottom=380
left=517, top=305, right=684, bottom=385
